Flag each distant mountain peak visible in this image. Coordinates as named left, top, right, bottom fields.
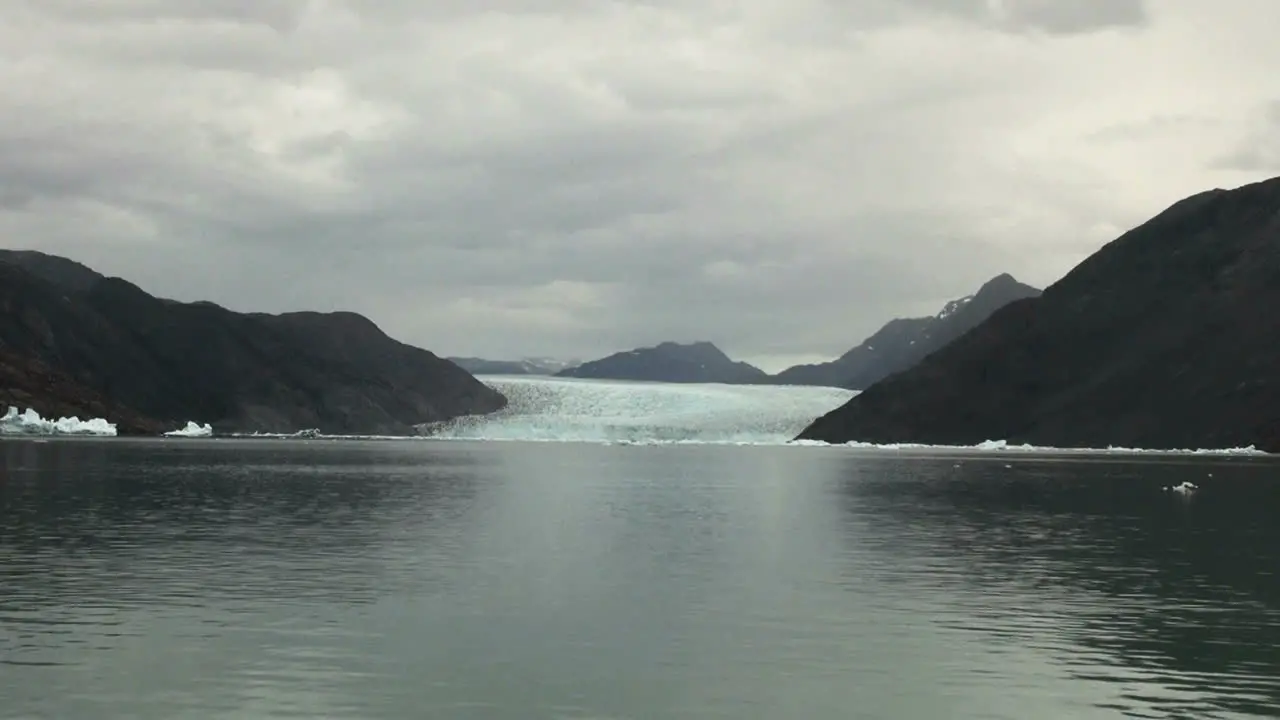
left=656, top=339, right=719, bottom=350
left=558, top=340, right=765, bottom=384
left=651, top=340, right=731, bottom=362
left=448, top=356, right=581, bottom=376
left=974, top=272, right=1028, bottom=297
left=772, top=272, right=1040, bottom=390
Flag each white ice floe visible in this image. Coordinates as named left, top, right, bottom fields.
left=822, top=438, right=1266, bottom=456
left=164, top=421, right=213, bottom=438
left=0, top=406, right=117, bottom=436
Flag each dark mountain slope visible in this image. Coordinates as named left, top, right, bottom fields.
left=798, top=177, right=1280, bottom=452
left=0, top=348, right=166, bottom=435
left=0, top=252, right=505, bottom=434
left=0, top=250, right=105, bottom=292
left=774, top=273, right=1040, bottom=389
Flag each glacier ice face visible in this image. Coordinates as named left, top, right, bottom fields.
left=414, top=377, right=1266, bottom=454
left=164, top=421, right=213, bottom=438
left=0, top=406, right=118, bottom=436
left=422, top=376, right=856, bottom=445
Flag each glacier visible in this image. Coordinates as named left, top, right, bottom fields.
left=414, top=377, right=1266, bottom=454
left=0, top=406, right=118, bottom=436
left=422, top=375, right=856, bottom=444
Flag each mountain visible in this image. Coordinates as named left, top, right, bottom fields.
left=0, top=347, right=168, bottom=435
left=0, top=250, right=507, bottom=435
left=448, top=356, right=581, bottom=376
left=557, top=341, right=768, bottom=384
left=773, top=273, right=1041, bottom=389
left=798, top=176, right=1280, bottom=452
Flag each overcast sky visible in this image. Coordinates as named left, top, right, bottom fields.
left=3, top=0, right=1279, bottom=371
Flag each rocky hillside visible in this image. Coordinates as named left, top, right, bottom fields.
left=0, top=251, right=506, bottom=435
left=798, top=177, right=1280, bottom=452
left=774, top=274, right=1040, bottom=389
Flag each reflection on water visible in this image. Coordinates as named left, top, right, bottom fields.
left=838, top=454, right=1280, bottom=718
left=1, top=439, right=1279, bottom=719
left=2, top=440, right=486, bottom=609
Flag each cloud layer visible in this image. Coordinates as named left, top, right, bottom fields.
left=3, top=0, right=1279, bottom=368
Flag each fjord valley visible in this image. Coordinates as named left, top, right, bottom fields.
left=8, top=170, right=1280, bottom=454
left=8, top=1, right=1280, bottom=718
left=16, top=174, right=1276, bottom=454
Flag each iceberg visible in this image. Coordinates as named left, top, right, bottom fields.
left=0, top=406, right=118, bottom=436
left=164, top=421, right=213, bottom=438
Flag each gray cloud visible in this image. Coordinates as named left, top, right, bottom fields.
left=992, top=0, right=1147, bottom=34
left=1, top=0, right=1277, bottom=370
left=883, top=0, right=1147, bottom=34
left=1211, top=101, right=1280, bottom=174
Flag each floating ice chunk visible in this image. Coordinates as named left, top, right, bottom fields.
left=0, top=406, right=117, bottom=436
left=230, top=428, right=322, bottom=439
left=165, top=421, right=213, bottom=438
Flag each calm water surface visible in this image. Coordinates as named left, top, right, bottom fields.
left=2, top=438, right=1279, bottom=719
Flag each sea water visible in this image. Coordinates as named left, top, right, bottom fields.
left=3, top=380, right=1280, bottom=719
